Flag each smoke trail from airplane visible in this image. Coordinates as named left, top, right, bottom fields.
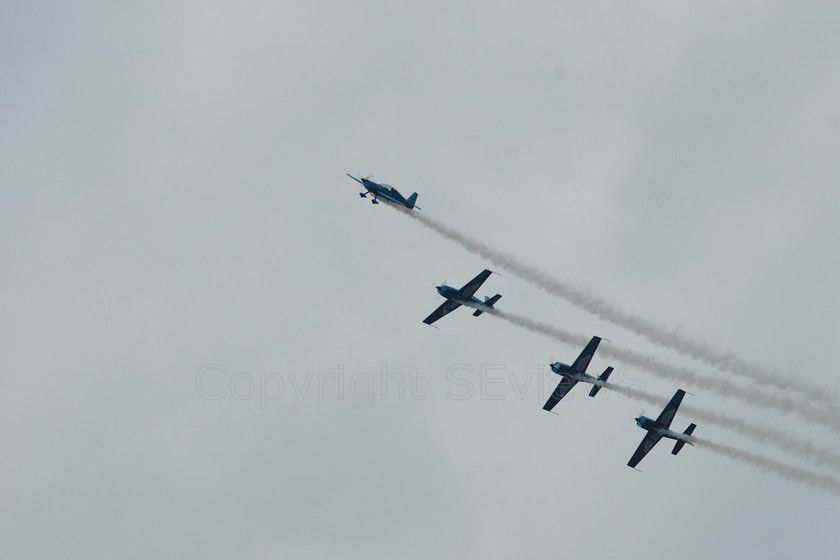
left=486, top=307, right=840, bottom=433
left=404, top=210, right=837, bottom=406
left=692, top=438, right=840, bottom=496
left=604, top=383, right=840, bottom=473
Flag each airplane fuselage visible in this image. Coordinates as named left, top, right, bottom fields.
left=359, top=178, right=411, bottom=207
left=550, top=362, right=598, bottom=384
left=347, top=174, right=419, bottom=210
left=636, top=416, right=692, bottom=443
left=436, top=285, right=496, bottom=311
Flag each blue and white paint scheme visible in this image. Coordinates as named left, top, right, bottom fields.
left=423, top=269, right=501, bottom=326
left=542, top=336, right=614, bottom=411
left=346, top=174, right=420, bottom=209
left=628, top=389, right=697, bottom=469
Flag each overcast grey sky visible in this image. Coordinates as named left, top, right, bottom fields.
left=3, top=2, right=840, bottom=558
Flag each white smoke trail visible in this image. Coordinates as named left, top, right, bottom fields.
left=488, top=308, right=840, bottom=433
left=605, top=383, right=840, bottom=473
left=693, top=438, right=840, bottom=496
left=404, top=209, right=838, bottom=406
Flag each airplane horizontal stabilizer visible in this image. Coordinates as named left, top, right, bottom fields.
left=671, top=423, right=697, bottom=455
left=588, top=366, right=613, bottom=397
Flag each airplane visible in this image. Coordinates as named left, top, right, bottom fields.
left=627, top=389, right=697, bottom=469
left=423, top=269, right=501, bottom=326
left=346, top=174, right=420, bottom=209
left=542, top=336, right=614, bottom=412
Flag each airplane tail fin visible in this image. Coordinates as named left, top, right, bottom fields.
left=588, top=366, right=613, bottom=397
left=406, top=192, right=419, bottom=209
left=472, top=295, right=501, bottom=317
left=672, top=423, right=697, bottom=455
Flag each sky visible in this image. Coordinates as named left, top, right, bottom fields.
left=2, top=1, right=840, bottom=558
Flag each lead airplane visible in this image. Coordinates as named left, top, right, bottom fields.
left=627, top=389, right=697, bottom=469
left=423, top=269, right=501, bottom=326
left=346, top=174, right=420, bottom=209
left=542, top=336, right=614, bottom=412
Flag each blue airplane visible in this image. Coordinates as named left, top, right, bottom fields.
left=628, top=389, right=697, bottom=469
left=542, top=336, right=614, bottom=411
left=423, top=269, right=501, bottom=325
left=346, top=174, right=420, bottom=209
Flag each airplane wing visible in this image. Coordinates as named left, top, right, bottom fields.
left=627, top=431, right=663, bottom=468
left=542, top=377, right=579, bottom=411
left=456, top=269, right=493, bottom=300
left=571, top=336, right=602, bottom=372
left=423, top=299, right=462, bottom=325
left=655, top=389, right=686, bottom=429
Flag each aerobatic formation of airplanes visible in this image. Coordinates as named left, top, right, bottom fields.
left=422, top=269, right=502, bottom=326
left=347, top=173, right=697, bottom=470
left=542, top=336, right=614, bottom=412
left=627, top=389, right=697, bottom=469
left=346, top=174, right=420, bottom=209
